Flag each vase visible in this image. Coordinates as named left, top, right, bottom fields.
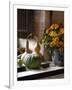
left=40, top=43, right=52, bottom=61
left=52, top=49, right=64, bottom=66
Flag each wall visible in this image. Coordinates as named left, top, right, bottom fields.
left=34, top=10, right=46, bottom=39
left=52, top=11, right=64, bottom=25
left=34, top=10, right=64, bottom=39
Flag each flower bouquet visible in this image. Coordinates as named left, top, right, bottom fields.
left=39, top=24, right=64, bottom=66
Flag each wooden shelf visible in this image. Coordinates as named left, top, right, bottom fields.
left=17, top=66, right=64, bottom=81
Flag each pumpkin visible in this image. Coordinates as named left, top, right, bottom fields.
left=21, top=39, right=42, bottom=69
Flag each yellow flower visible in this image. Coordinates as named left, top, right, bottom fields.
left=50, top=24, right=59, bottom=30
left=49, top=31, right=58, bottom=37
left=52, top=37, right=59, bottom=42
left=58, top=28, right=64, bottom=35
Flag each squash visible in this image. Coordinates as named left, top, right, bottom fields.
left=23, top=52, right=41, bottom=69
left=21, top=39, right=42, bottom=69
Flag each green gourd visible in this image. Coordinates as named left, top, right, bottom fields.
left=21, top=39, right=42, bottom=69
left=17, top=59, right=24, bottom=67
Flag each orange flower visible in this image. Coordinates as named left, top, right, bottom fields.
left=59, top=41, right=64, bottom=47
left=50, top=41, right=56, bottom=47
left=59, top=47, right=64, bottom=53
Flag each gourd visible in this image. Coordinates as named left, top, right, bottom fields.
left=21, top=35, right=42, bottom=69
left=17, top=59, right=24, bottom=68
